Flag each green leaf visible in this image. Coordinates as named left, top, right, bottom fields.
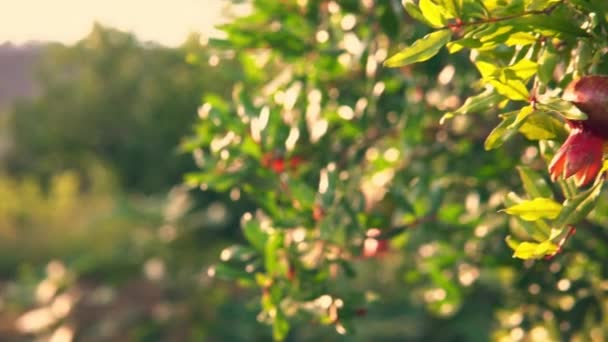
left=503, top=197, right=562, bottom=221
left=538, top=45, right=559, bottom=84
left=517, top=166, right=553, bottom=199
left=419, top=0, right=449, bottom=27
left=510, top=216, right=552, bottom=241
left=518, top=112, right=567, bottom=140
left=575, top=39, right=594, bottom=75
left=507, top=59, right=538, bottom=81
left=446, top=37, right=482, bottom=53
left=475, top=59, right=536, bottom=101
left=505, top=192, right=551, bottom=241
left=504, top=32, right=539, bottom=46
left=202, top=93, right=231, bottom=113
left=568, top=0, right=608, bottom=13
left=438, top=0, right=460, bottom=18
left=474, top=59, right=497, bottom=79
left=384, top=29, right=452, bottom=67
left=554, top=181, right=604, bottom=228
left=265, top=232, right=284, bottom=275
left=242, top=217, right=268, bottom=251
left=505, top=235, right=520, bottom=250
left=273, top=310, right=290, bottom=341
left=512, top=240, right=559, bottom=259
left=286, top=178, right=316, bottom=209
left=213, top=262, right=255, bottom=281
left=484, top=111, right=518, bottom=150
left=479, top=25, right=514, bottom=43
left=511, top=10, right=589, bottom=38
left=537, top=98, right=587, bottom=120
left=403, top=0, right=435, bottom=27
left=440, top=89, right=502, bottom=123
left=461, top=0, right=488, bottom=18
left=525, top=0, right=562, bottom=11
left=489, top=78, right=529, bottom=101
left=509, top=105, right=535, bottom=128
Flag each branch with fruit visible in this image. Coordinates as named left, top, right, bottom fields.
left=386, top=0, right=608, bottom=259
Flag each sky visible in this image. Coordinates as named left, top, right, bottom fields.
left=0, top=0, right=226, bottom=46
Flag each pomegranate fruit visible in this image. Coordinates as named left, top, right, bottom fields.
left=549, top=75, right=608, bottom=187
left=562, top=75, right=608, bottom=137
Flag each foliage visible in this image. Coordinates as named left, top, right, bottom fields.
left=388, top=0, right=608, bottom=260
left=184, top=0, right=608, bottom=340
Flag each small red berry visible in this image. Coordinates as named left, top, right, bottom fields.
left=271, top=158, right=285, bottom=173
left=312, top=204, right=325, bottom=221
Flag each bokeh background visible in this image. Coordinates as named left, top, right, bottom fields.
left=2, top=0, right=608, bottom=341
left=1, top=2, right=251, bottom=340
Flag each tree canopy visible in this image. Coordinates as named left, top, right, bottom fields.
left=6, top=24, right=238, bottom=193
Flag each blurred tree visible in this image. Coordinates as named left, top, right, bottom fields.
left=0, top=23, right=260, bottom=341
left=5, top=23, right=239, bottom=193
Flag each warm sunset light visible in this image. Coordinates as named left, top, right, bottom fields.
left=2, top=1, right=606, bottom=341
left=0, top=0, right=224, bottom=46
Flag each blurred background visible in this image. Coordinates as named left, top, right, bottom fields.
left=2, top=0, right=608, bottom=341
left=0, top=1, right=257, bottom=340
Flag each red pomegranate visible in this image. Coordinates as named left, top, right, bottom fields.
left=549, top=75, right=608, bottom=187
